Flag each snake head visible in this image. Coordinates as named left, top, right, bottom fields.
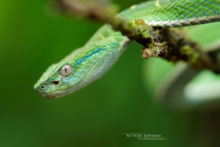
left=34, top=62, right=74, bottom=99
left=34, top=51, right=93, bottom=99
left=34, top=40, right=124, bottom=99
left=34, top=48, right=90, bottom=99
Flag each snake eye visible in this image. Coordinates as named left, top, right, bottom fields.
left=60, top=65, right=72, bottom=77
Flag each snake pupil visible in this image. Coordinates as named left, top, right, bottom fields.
left=60, top=65, right=72, bottom=77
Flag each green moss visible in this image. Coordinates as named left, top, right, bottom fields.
left=181, top=45, right=199, bottom=64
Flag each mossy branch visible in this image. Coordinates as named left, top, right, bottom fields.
left=54, top=0, right=220, bottom=73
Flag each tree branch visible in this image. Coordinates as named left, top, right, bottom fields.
left=53, top=0, right=220, bottom=73
left=54, top=0, right=119, bottom=22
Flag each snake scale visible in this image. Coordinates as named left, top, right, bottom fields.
left=34, top=0, right=220, bottom=99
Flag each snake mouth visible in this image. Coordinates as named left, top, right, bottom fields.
left=36, top=78, right=85, bottom=99
left=37, top=90, right=67, bottom=99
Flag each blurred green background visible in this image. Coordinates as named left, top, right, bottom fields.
left=1, top=0, right=220, bottom=147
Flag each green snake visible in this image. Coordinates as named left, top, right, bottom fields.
left=34, top=0, right=220, bottom=100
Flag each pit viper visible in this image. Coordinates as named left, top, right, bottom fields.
left=34, top=0, right=220, bottom=99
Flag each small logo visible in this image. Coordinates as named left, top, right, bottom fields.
left=122, top=133, right=167, bottom=141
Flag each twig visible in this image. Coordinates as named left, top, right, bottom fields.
left=54, top=0, right=119, bottom=22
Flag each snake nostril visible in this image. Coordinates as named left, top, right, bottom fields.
left=51, top=81, right=59, bottom=85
